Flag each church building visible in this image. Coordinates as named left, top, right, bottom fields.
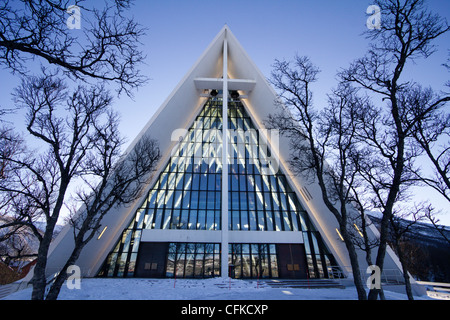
left=43, top=26, right=406, bottom=282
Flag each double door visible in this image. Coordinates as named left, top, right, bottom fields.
left=277, top=244, right=308, bottom=279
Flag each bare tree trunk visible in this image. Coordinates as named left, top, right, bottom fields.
left=340, top=226, right=367, bottom=300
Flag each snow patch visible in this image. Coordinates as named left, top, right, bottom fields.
left=2, top=278, right=433, bottom=300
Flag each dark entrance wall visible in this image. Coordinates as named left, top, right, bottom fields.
left=276, top=244, right=308, bottom=279
left=135, top=242, right=168, bottom=278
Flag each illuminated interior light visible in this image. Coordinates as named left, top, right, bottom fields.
left=97, top=226, right=107, bottom=240
left=354, top=224, right=364, bottom=238
left=336, top=228, right=344, bottom=241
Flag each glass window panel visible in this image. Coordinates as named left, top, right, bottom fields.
left=206, top=210, right=215, bottom=230
left=148, top=190, right=157, bottom=208
left=240, top=191, right=248, bottom=211
left=264, top=192, right=272, bottom=210
left=215, top=174, right=221, bottom=190
left=182, top=173, right=192, bottom=190
left=198, top=191, right=207, bottom=209
left=231, top=173, right=239, bottom=191
left=271, top=192, right=280, bottom=210
left=190, top=191, right=198, bottom=209
left=247, top=192, right=256, bottom=210
left=197, top=210, right=206, bottom=230
left=180, top=210, right=189, bottom=229
left=254, top=175, right=262, bottom=192
left=277, top=175, right=287, bottom=193
left=192, top=174, right=200, bottom=190
left=195, top=243, right=204, bottom=253
left=265, top=211, right=274, bottom=231
left=157, top=190, right=166, bottom=208
left=255, top=192, right=264, bottom=210
left=131, top=231, right=141, bottom=252
left=167, top=172, right=176, bottom=190
left=303, top=232, right=311, bottom=254
left=188, top=209, right=197, bottom=230
left=215, top=210, right=221, bottom=230
left=185, top=254, right=194, bottom=277
left=233, top=254, right=242, bottom=278
left=257, top=211, right=265, bottom=231
left=215, top=191, right=221, bottom=210
left=182, top=190, right=191, bottom=209
left=299, top=211, right=308, bottom=231
left=282, top=210, right=292, bottom=231
left=173, top=190, right=183, bottom=209
left=204, top=257, right=214, bottom=277
left=127, top=253, right=137, bottom=277
left=306, top=255, right=316, bottom=278
left=171, top=209, right=180, bottom=229
left=311, top=232, right=321, bottom=254
left=116, top=252, right=128, bottom=277
left=261, top=175, right=270, bottom=192
left=187, top=243, right=196, bottom=253
left=249, top=210, right=257, bottom=231
left=185, top=161, right=193, bottom=173
left=232, top=210, right=240, bottom=230
left=195, top=254, right=204, bottom=277
left=144, top=207, right=155, bottom=229
left=162, top=210, right=172, bottom=229
left=241, top=210, right=249, bottom=230
left=316, top=255, right=325, bottom=278
left=208, top=173, right=216, bottom=191
left=200, top=173, right=208, bottom=190
left=270, top=175, right=278, bottom=192
left=175, top=172, right=184, bottom=190
left=135, top=208, right=145, bottom=229
left=231, top=191, right=239, bottom=210
left=247, top=175, right=255, bottom=192
left=166, top=253, right=175, bottom=278
left=165, top=190, right=174, bottom=208
left=154, top=209, right=163, bottom=229
left=159, top=172, right=169, bottom=190
left=291, top=211, right=299, bottom=231
left=230, top=243, right=240, bottom=254
left=207, top=191, right=215, bottom=210
left=239, top=174, right=247, bottom=191
left=270, top=255, right=279, bottom=278
left=279, top=190, right=288, bottom=211
left=242, top=255, right=251, bottom=278
left=168, top=243, right=177, bottom=253
left=107, top=253, right=118, bottom=277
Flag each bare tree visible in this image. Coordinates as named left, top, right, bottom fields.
left=0, top=0, right=147, bottom=96
left=423, top=206, right=450, bottom=246
left=409, top=86, right=450, bottom=203
left=45, top=134, right=160, bottom=300
left=387, top=204, right=428, bottom=300
left=268, top=57, right=370, bottom=300
left=0, top=76, right=159, bottom=300
left=339, top=0, right=449, bottom=299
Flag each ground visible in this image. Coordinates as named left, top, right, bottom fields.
left=3, top=277, right=433, bottom=300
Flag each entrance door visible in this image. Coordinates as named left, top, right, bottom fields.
left=276, top=244, right=308, bottom=279
left=135, top=242, right=168, bottom=278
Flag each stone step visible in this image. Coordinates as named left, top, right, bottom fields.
left=263, top=279, right=345, bottom=289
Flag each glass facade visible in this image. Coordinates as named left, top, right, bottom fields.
left=166, top=243, right=221, bottom=278
left=97, top=95, right=338, bottom=279
left=229, top=244, right=279, bottom=279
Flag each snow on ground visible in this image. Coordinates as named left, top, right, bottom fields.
left=3, top=277, right=432, bottom=300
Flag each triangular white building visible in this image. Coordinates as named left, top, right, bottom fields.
left=42, top=26, right=408, bottom=285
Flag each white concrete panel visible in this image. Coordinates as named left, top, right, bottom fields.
left=141, top=229, right=304, bottom=244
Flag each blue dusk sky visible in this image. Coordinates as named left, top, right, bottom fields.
left=1, top=0, right=449, bottom=224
